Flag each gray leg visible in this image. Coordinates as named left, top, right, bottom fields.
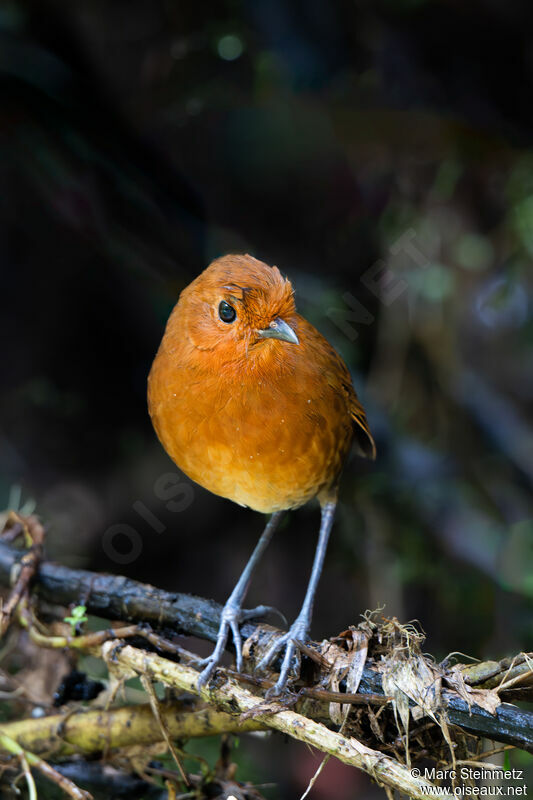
left=256, top=501, right=336, bottom=695
left=197, top=510, right=284, bottom=688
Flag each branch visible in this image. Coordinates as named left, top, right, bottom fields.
left=99, top=641, right=451, bottom=800
left=1, top=539, right=533, bottom=752
left=0, top=540, right=225, bottom=643
left=0, top=702, right=265, bottom=758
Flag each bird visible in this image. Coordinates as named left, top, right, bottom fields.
left=148, top=253, right=375, bottom=694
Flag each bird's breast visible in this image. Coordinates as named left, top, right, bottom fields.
left=148, top=354, right=353, bottom=513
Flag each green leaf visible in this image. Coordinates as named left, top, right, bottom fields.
left=63, top=605, right=88, bottom=635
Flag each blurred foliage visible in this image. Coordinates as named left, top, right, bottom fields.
left=1, top=0, right=533, bottom=796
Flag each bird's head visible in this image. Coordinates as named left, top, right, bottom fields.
left=171, top=254, right=299, bottom=363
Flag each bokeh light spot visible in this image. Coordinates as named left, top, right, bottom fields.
left=455, top=233, right=493, bottom=271
left=409, top=263, right=455, bottom=301
left=475, top=276, right=528, bottom=329
left=217, top=34, right=244, bottom=61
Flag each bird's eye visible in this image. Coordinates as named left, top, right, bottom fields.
left=218, top=300, right=236, bottom=323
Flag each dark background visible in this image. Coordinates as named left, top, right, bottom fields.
left=1, top=0, right=533, bottom=797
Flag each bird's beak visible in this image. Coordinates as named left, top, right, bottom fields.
left=257, top=317, right=299, bottom=345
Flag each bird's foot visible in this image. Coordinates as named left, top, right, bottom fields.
left=239, top=604, right=287, bottom=626
left=196, top=602, right=286, bottom=690
left=256, top=614, right=310, bottom=697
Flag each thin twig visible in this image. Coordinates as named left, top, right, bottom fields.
left=298, top=686, right=391, bottom=706
left=19, top=751, right=37, bottom=800
left=140, top=672, right=189, bottom=787
left=0, top=731, right=92, bottom=800
left=0, top=513, right=45, bottom=637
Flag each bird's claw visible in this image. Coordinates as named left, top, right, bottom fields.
left=196, top=656, right=218, bottom=689
left=256, top=616, right=309, bottom=696
left=239, top=604, right=288, bottom=627
left=196, top=602, right=286, bottom=689
left=196, top=604, right=242, bottom=689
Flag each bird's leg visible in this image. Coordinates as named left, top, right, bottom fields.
left=197, top=510, right=284, bottom=688
left=256, top=501, right=336, bottom=695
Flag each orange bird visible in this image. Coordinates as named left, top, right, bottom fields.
left=148, top=254, right=375, bottom=693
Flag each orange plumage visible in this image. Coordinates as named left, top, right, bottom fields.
left=148, top=253, right=375, bottom=692
left=148, top=254, right=374, bottom=510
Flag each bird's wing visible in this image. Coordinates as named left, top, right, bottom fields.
left=319, top=340, right=376, bottom=460
left=349, top=396, right=376, bottom=459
